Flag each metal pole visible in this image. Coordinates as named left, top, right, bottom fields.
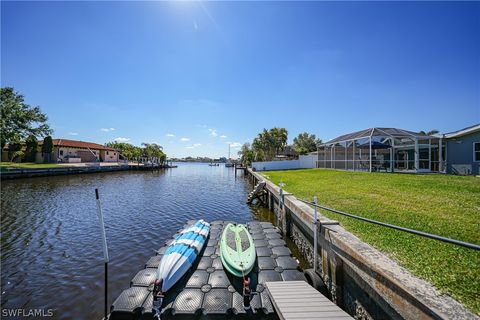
left=95, top=189, right=109, bottom=320
left=313, top=196, right=318, bottom=273
left=332, top=145, right=335, bottom=169
left=390, top=138, right=394, bottom=172
left=439, top=137, right=444, bottom=172
left=369, top=136, right=372, bottom=172
left=353, top=140, right=356, bottom=171
left=414, top=139, right=419, bottom=171
left=428, top=139, right=432, bottom=171
left=279, top=181, right=284, bottom=227
left=105, top=262, right=108, bottom=319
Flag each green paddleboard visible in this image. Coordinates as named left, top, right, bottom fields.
left=220, top=223, right=256, bottom=277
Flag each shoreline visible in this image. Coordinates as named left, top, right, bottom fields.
left=0, top=164, right=177, bottom=180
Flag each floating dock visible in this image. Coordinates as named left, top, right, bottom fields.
left=109, top=220, right=306, bottom=319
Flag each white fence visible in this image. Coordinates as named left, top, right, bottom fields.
left=252, top=154, right=316, bottom=171
left=299, top=154, right=316, bottom=168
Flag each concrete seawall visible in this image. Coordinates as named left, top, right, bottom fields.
left=0, top=164, right=173, bottom=180
left=246, top=168, right=477, bottom=320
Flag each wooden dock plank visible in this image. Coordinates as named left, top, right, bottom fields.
left=282, top=313, right=353, bottom=320
left=265, top=281, right=353, bottom=320
left=274, top=303, right=340, bottom=310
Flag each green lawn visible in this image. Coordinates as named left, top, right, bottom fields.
left=262, top=169, right=480, bottom=315
left=0, top=162, right=64, bottom=169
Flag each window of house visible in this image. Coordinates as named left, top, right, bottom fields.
left=475, top=142, right=480, bottom=162
left=107, top=151, right=109, bottom=155
left=60, top=150, right=63, bottom=156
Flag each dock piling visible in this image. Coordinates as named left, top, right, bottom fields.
left=95, top=189, right=109, bottom=320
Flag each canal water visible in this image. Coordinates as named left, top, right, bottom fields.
left=1, top=163, right=305, bottom=319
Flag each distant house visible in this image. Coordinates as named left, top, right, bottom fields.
left=275, top=145, right=297, bottom=160
left=0, top=139, right=120, bottom=163
left=43, top=139, right=119, bottom=163
left=443, top=124, right=480, bottom=175
left=2, top=138, right=119, bottom=163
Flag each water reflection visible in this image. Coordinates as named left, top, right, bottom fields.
left=1, top=163, right=304, bottom=319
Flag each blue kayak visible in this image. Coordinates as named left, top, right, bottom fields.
left=156, top=220, right=210, bottom=292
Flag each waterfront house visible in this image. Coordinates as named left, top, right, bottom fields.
left=442, top=124, right=480, bottom=175
left=2, top=138, right=120, bottom=163
left=45, top=139, right=119, bottom=163
left=316, top=128, right=443, bottom=173
left=316, top=125, right=480, bottom=175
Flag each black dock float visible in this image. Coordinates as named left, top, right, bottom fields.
left=109, top=220, right=306, bottom=319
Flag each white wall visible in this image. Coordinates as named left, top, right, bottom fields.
left=252, top=154, right=317, bottom=171
left=252, top=160, right=300, bottom=171
left=299, top=154, right=316, bottom=168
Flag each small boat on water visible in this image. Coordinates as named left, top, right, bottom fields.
left=220, top=223, right=256, bottom=277
left=153, top=219, right=210, bottom=317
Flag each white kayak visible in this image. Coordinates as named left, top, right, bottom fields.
left=156, top=219, right=210, bottom=292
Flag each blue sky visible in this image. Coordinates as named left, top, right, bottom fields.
left=2, top=1, right=479, bottom=158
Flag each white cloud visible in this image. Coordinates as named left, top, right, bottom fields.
left=220, top=135, right=227, bottom=139
left=166, top=133, right=175, bottom=137
left=180, top=137, right=190, bottom=142
left=68, top=132, right=78, bottom=136
left=230, top=142, right=242, bottom=148
left=208, top=128, right=218, bottom=137
left=186, top=143, right=202, bottom=149
left=101, top=127, right=115, bottom=132
left=114, top=137, right=130, bottom=142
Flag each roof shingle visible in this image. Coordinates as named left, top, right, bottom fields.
left=49, top=139, right=116, bottom=151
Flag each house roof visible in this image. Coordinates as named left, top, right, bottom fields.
left=46, top=139, right=116, bottom=151
left=3, top=138, right=117, bottom=151
left=443, top=124, right=480, bottom=139
left=322, top=127, right=437, bottom=145
left=276, top=145, right=297, bottom=156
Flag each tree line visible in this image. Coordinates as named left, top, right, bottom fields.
left=237, top=127, right=322, bottom=165
left=1, top=87, right=166, bottom=163
left=105, top=142, right=166, bottom=164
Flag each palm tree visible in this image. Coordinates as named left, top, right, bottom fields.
left=250, top=127, right=289, bottom=161
left=419, top=129, right=440, bottom=136
left=270, top=127, right=288, bottom=157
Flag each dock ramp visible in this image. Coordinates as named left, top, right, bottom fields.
left=265, top=281, right=353, bottom=320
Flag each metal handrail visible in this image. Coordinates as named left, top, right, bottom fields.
left=296, top=198, right=480, bottom=251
